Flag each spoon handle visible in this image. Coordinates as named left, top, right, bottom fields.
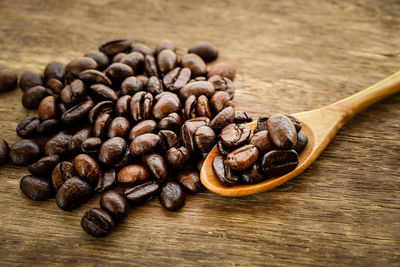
left=327, top=70, right=400, bottom=119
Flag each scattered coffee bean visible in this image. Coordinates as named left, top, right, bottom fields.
left=225, top=144, right=258, bottom=171
left=95, top=169, right=116, bottom=193
left=56, top=177, right=92, bottom=211
left=261, top=150, right=299, bottom=178
left=160, top=181, right=185, bottom=211
left=294, top=132, right=308, bottom=154
left=100, top=190, right=128, bottom=222
left=9, top=139, right=41, bottom=166
left=166, top=146, right=191, bottom=169
left=267, top=114, right=297, bottom=149
left=44, top=62, right=65, bottom=81
left=20, top=175, right=52, bottom=201
left=212, top=156, right=240, bottom=187
left=52, top=161, right=76, bottom=191
left=181, top=54, right=207, bottom=77
left=0, top=69, right=17, bottom=92
left=142, top=153, right=168, bottom=182
left=81, top=137, right=102, bottom=154
left=177, top=170, right=202, bottom=193
left=188, top=42, right=218, bottom=62
left=73, top=154, right=101, bottom=185
left=129, top=133, right=160, bottom=156
left=98, top=137, right=126, bottom=166
left=19, top=71, right=43, bottom=92
left=0, top=139, right=9, bottom=165
left=117, top=164, right=149, bottom=185
left=16, top=116, right=40, bottom=138
left=220, top=123, right=251, bottom=148
left=124, top=181, right=160, bottom=204
left=81, top=208, right=115, bottom=237
left=28, top=155, right=60, bottom=176
left=208, top=62, right=236, bottom=81
left=45, top=131, right=72, bottom=157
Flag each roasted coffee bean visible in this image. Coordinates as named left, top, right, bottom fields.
left=9, top=139, right=40, bottom=166
left=129, top=119, right=157, bottom=140
left=81, top=208, right=115, bottom=237
left=113, top=52, right=127, bottom=63
left=38, top=96, right=57, bottom=120
left=19, top=71, right=43, bottom=92
left=152, top=92, right=181, bottom=120
left=100, top=39, right=132, bottom=57
left=81, top=137, right=102, bottom=154
left=210, top=106, right=235, bottom=131
left=105, top=63, right=134, bottom=83
left=84, top=51, right=109, bottom=70
left=95, top=169, right=116, bottom=193
left=88, top=100, right=113, bottom=124
left=158, top=130, right=179, bottom=151
left=21, top=86, right=47, bottom=109
left=69, top=128, right=91, bottom=154
left=113, top=149, right=133, bottom=169
left=28, top=155, right=59, bottom=176
left=65, top=57, right=98, bottom=83
left=157, top=49, right=177, bottom=74
left=163, top=67, right=191, bottom=91
left=242, top=163, right=265, bottom=184
left=136, top=75, right=149, bottom=87
left=16, top=116, right=40, bottom=138
left=155, top=41, right=175, bottom=55
left=130, top=91, right=153, bottom=122
left=36, top=119, right=60, bottom=136
left=98, top=137, right=126, bottom=166
left=115, top=95, right=131, bottom=116
left=61, top=99, right=94, bottom=126
left=0, top=69, right=17, bottom=92
left=158, top=112, right=182, bottom=131
left=60, top=79, right=86, bottom=106
left=181, top=117, right=210, bottom=153
left=52, top=161, right=76, bottom=191
left=220, top=123, right=251, bottom=148
left=234, top=111, right=252, bottom=124
left=121, top=76, right=143, bottom=95
left=120, top=52, right=144, bottom=73
left=194, top=126, right=216, bottom=153
left=210, top=91, right=232, bottom=115
left=181, top=54, right=207, bottom=77
left=56, top=177, right=92, bottom=210
left=78, top=69, right=112, bottom=86
left=188, top=42, right=218, bottom=62
left=184, top=95, right=211, bottom=119
left=261, top=150, right=299, bottom=177
left=212, top=156, right=240, bottom=187
left=100, top=190, right=128, bottom=221
left=166, top=146, right=190, bottom=169
left=226, top=144, right=259, bottom=171
left=44, top=62, right=64, bottom=81
left=57, top=102, right=68, bottom=116
left=124, top=181, right=160, bottom=204
left=20, top=175, right=52, bottom=201
left=267, top=114, right=297, bottom=149
left=46, top=78, right=64, bottom=95
left=45, top=131, right=72, bottom=157
left=160, top=182, right=185, bottom=211
left=180, top=81, right=215, bottom=99
left=177, top=170, right=202, bottom=193
left=285, top=114, right=302, bottom=133
left=117, top=164, right=149, bottom=185
left=208, top=75, right=235, bottom=99
left=73, top=154, right=101, bottom=185
left=90, top=84, right=118, bottom=102
left=132, top=43, right=154, bottom=56
left=217, top=140, right=232, bottom=157
left=107, top=116, right=130, bottom=138
left=144, top=55, right=159, bottom=77
left=0, top=139, right=9, bottom=165
left=208, top=62, right=236, bottom=81
left=253, top=114, right=271, bottom=134
left=142, top=153, right=168, bottom=182
left=294, top=132, right=308, bottom=154
left=129, top=133, right=160, bottom=156
left=249, top=130, right=274, bottom=154
left=147, top=76, right=164, bottom=95
left=196, top=157, right=206, bottom=172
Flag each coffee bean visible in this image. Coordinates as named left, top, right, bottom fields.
left=124, top=181, right=160, bottom=204
left=242, top=163, right=265, bottom=184
left=81, top=208, right=115, bottom=237
left=234, top=111, right=252, bottom=124
left=180, top=81, right=215, bottom=99
left=73, top=154, right=101, bottom=185
left=184, top=95, right=211, bottom=119
left=142, top=153, right=168, bottom=182
left=16, top=116, right=40, bottom=138
left=226, top=144, right=259, bottom=171
left=95, top=168, right=116, bottom=193
left=121, top=76, right=143, bottom=95
left=132, top=43, right=154, bottom=57
left=45, top=131, right=72, bottom=157
left=210, top=91, right=232, bottom=115
left=100, top=39, right=132, bottom=57
left=0, top=139, right=9, bottom=165
left=69, top=128, right=91, bottom=155
left=128, top=120, right=157, bottom=141
left=88, top=100, right=113, bottom=124
left=52, top=161, right=76, bottom=191
left=84, top=51, right=109, bottom=70
left=46, top=78, right=64, bottom=95
left=36, top=119, right=60, bottom=136
left=20, top=175, right=52, bottom=201
left=160, top=181, right=185, bottom=211
left=217, top=140, right=231, bottom=157
left=78, top=69, right=112, bottom=86
left=38, top=96, right=57, bottom=120
left=208, top=62, right=236, bottom=81
left=60, top=79, right=86, bottom=106
left=0, top=69, right=17, bottom=92
left=19, top=71, right=43, bottom=92
left=115, top=95, right=131, bottom=117
left=136, top=75, right=149, bottom=87
left=261, top=150, right=299, bottom=177
left=220, top=123, right=251, bottom=148
left=157, top=50, right=177, bottom=74
left=181, top=54, right=207, bottom=77
left=65, top=57, right=98, bottom=83
left=181, top=117, right=210, bottom=153
left=152, top=92, right=181, bottom=120
left=61, top=99, right=94, bottom=126
left=98, top=137, right=126, bottom=166
left=21, top=86, right=47, bottom=110
left=44, top=62, right=65, bottom=81
left=81, top=137, right=102, bottom=154
left=130, top=91, right=153, bottom=122
left=163, top=67, right=191, bottom=91
left=188, top=42, right=218, bottom=62
left=212, top=156, right=240, bottom=187
left=158, top=130, right=179, bottom=151
left=113, top=52, right=127, bottom=63
left=28, top=155, right=60, bottom=176
left=249, top=130, right=274, bottom=154
left=129, top=133, right=160, bottom=156
left=90, top=84, right=118, bottom=102
left=158, top=112, right=182, bottom=131
left=285, top=114, right=302, bottom=133
left=100, top=190, right=128, bottom=222
left=177, top=170, right=202, bottom=193
left=294, top=132, right=308, bottom=154
left=155, top=41, right=175, bottom=55
left=253, top=114, right=271, bottom=134
left=147, top=76, right=164, bottom=95
left=208, top=75, right=235, bottom=99
left=210, top=106, right=235, bottom=131
left=144, top=55, right=159, bottom=77
left=9, top=139, right=40, bottom=166
left=120, top=52, right=144, bottom=73
left=194, top=126, right=216, bottom=153
left=56, top=176, right=92, bottom=210
left=117, top=164, right=149, bottom=185
left=196, top=157, right=206, bottom=172
left=107, top=117, right=130, bottom=138
left=166, top=147, right=191, bottom=169
left=266, top=114, right=297, bottom=149
left=105, top=63, right=134, bottom=83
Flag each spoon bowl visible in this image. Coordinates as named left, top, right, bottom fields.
left=200, top=71, right=400, bottom=197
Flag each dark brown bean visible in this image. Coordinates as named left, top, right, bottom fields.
left=181, top=54, right=207, bottom=77
left=100, top=190, right=128, bottom=221
left=61, top=99, right=94, bottom=126
left=220, top=123, right=251, bottom=148
left=267, top=114, right=297, bottom=149
left=88, top=100, right=113, bottom=124
left=130, top=91, right=153, bottom=122
left=22, top=86, right=47, bottom=109
left=129, top=133, right=160, bottom=156
left=249, top=130, right=274, bottom=154
left=210, top=91, right=232, bottom=115
left=155, top=41, right=175, bottom=54
left=158, top=112, right=182, bottom=131
left=44, top=62, right=64, bottom=81
left=115, top=95, right=131, bottom=116
left=160, top=181, right=185, bottom=211
left=45, top=131, right=72, bottom=157
left=142, top=153, right=168, bottom=182
left=20, top=175, right=52, bottom=201
left=0, top=139, right=9, bottom=165
left=217, top=140, right=232, bottom=157
left=177, top=170, right=202, bottom=193
left=152, top=92, right=181, bottom=120
left=208, top=62, right=236, bottom=81
left=117, top=164, right=149, bottom=185
left=81, top=208, right=115, bottom=237
left=52, top=161, right=75, bottom=191
left=73, top=154, right=101, bottom=185
left=234, top=111, right=252, bottom=124
left=0, top=69, right=17, bottom=92
left=60, top=79, right=86, bottom=106
left=212, top=156, right=240, bottom=187
left=261, top=150, right=299, bottom=177
left=166, top=147, right=190, bottom=169
left=157, top=49, right=177, bottom=74
left=147, top=76, right=164, bottom=95
left=19, top=71, right=43, bottom=92
left=128, top=120, right=157, bottom=140
left=105, top=63, right=134, bottom=83
left=78, top=69, right=112, bottom=86
left=136, top=75, right=149, bottom=87
left=210, top=106, right=235, bottom=131
left=253, top=114, right=271, bottom=134
left=132, top=44, right=154, bottom=56
left=90, top=84, right=118, bottom=102
left=65, top=57, right=98, bottom=83
left=208, top=75, right=235, bottom=99
left=120, top=52, right=144, bottom=72
left=163, top=67, right=191, bottom=91
left=56, top=177, right=92, bottom=211
left=36, top=119, right=60, bottom=136
left=181, top=117, right=210, bottom=153
left=84, top=51, right=109, bottom=70
left=99, top=39, right=132, bottom=57
left=107, top=117, right=130, bottom=138
left=113, top=52, right=127, bottom=63
left=242, top=163, right=266, bottom=184
left=81, top=137, right=102, bottom=154
left=28, top=155, right=60, bottom=176
left=158, top=130, right=179, bottom=151
left=16, top=116, right=40, bottom=138
left=9, top=139, right=40, bottom=166
left=226, top=144, right=259, bottom=171
left=180, top=81, right=215, bottom=99
left=98, top=137, right=127, bottom=166
left=69, top=128, right=91, bottom=155
left=285, top=114, right=302, bottom=133
left=184, top=95, right=211, bottom=119
left=294, top=132, right=308, bottom=154
left=144, top=55, right=159, bottom=77
left=46, top=78, right=64, bottom=95
left=124, top=181, right=160, bottom=204
left=194, top=126, right=216, bottom=153
left=95, top=169, right=116, bottom=193
left=121, top=76, right=143, bottom=95
left=38, top=96, right=57, bottom=120
left=188, top=42, right=218, bottom=62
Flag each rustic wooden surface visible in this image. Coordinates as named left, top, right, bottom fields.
left=0, top=0, right=399, bottom=266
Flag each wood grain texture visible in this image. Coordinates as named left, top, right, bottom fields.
left=0, top=0, right=399, bottom=266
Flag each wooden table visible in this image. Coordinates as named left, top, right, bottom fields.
left=0, top=0, right=399, bottom=265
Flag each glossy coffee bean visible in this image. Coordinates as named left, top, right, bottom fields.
left=45, top=131, right=72, bottom=157
left=212, top=156, right=240, bottom=187
left=180, top=81, right=215, bottom=99
left=20, top=175, right=52, bottom=201
left=61, top=99, right=94, bottom=126
left=81, top=137, right=102, bottom=154
left=84, top=51, right=109, bottom=70
left=64, top=57, right=97, bottom=83
left=158, top=112, right=182, bottom=131
left=56, top=177, right=92, bottom=210
left=52, top=161, right=75, bottom=191
left=113, top=52, right=127, bottom=63
left=81, top=208, right=115, bottom=237
left=0, top=69, right=17, bottom=92
left=89, top=101, right=113, bottom=124
left=28, top=155, right=59, bottom=176
left=129, top=120, right=157, bottom=141
left=184, top=95, right=211, bottom=119
left=208, top=75, right=235, bottom=99
left=90, top=84, right=118, bottom=102
left=188, top=42, right=218, bottom=62
left=136, top=75, right=149, bottom=87
left=0, top=139, right=9, bottom=165
left=46, top=78, right=64, bottom=95
left=234, top=111, right=252, bottom=124
left=60, top=79, right=86, bottom=106
left=194, top=126, right=216, bottom=153
left=261, top=150, right=299, bottom=177
left=117, top=164, right=149, bottom=185
left=242, top=163, right=266, bottom=184
left=147, top=76, right=164, bottom=95
left=210, top=106, right=235, bottom=131
left=144, top=55, right=159, bottom=77
left=36, top=119, right=61, bottom=136
left=38, top=96, right=57, bottom=120
left=294, top=132, right=308, bottom=154
left=129, top=133, right=160, bottom=156
left=220, top=123, right=251, bottom=148
left=217, top=140, right=231, bottom=157
left=157, top=49, right=177, bottom=74
left=226, top=144, right=259, bottom=171
left=142, top=153, right=168, bottom=182
left=124, top=181, right=160, bottom=204
left=181, top=117, right=210, bottom=153
left=208, top=62, right=236, bottom=81
left=121, top=76, right=143, bottom=95
left=100, top=190, right=128, bottom=221
left=152, top=92, right=181, bottom=120
left=253, top=114, right=271, bottom=134
left=19, top=71, right=43, bottom=92
left=106, top=117, right=129, bottom=138
left=9, top=139, right=40, bottom=166
left=158, top=130, right=179, bottom=151
left=95, top=169, right=116, bottom=193
left=249, top=130, right=274, bottom=154
left=285, top=114, right=302, bottom=133
left=78, top=69, right=112, bottom=86
left=120, top=52, right=144, bottom=72
left=177, top=170, right=202, bottom=193
left=267, top=114, right=297, bottom=149
left=210, top=91, right=232, bottom=115
left=130, top=91, right=153, bottom=122
left=16, top=116, right=40, bottom=138
left=98, top=137, right=126, bottom=166
left=105, top=63, right=134, bottom=83
left=22, top=86, right=47, bottom=109
left=73, top=154, right=101, bottom=185
left=181, top=54, right=207, bottom=77
left=100, top=39, right=132, bottom=57
left=69, top=128, right=91, bottom=155
left=115, top=95, right=131, bottom=116
left=132, top=43, right=154, bottom=56
left=160, top=182, right=185, bottom=211
left=44, top=62, right=65, bottom=81
left=166, top=147, right=191, bottom=169
left=163, top=67, right=191, bottom=91
left=155, top=41, right=175, bottom=54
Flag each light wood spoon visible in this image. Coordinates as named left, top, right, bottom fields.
left=200, top=71, right=400, bottom=197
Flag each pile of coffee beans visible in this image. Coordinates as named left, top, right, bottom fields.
left=213, top=114, right=308, bottom=186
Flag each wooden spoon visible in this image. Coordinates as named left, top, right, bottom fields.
left=200, top=71, right=400, bottom=197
